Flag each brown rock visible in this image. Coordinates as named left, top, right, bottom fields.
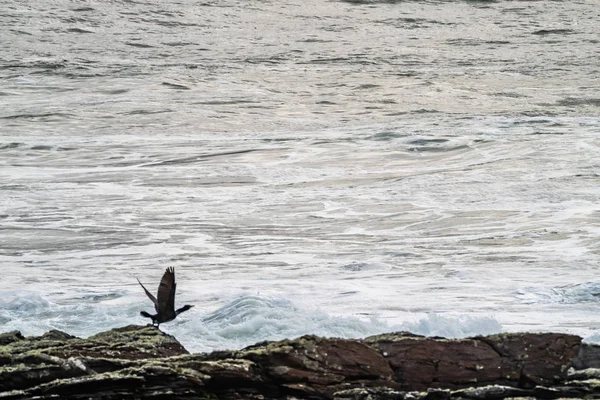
left=364, top=332, right=581, bottom=391
left=479, top=332, right=580, bottom=387
left=237, top=335, right=395, bottom=397
left=364, top=333, right=503, bottom=390
left=0, top=327, right=588, bottom=400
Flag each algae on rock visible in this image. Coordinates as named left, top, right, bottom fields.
left=0, top=325, right=597, bottom=400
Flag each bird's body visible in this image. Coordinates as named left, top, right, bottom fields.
left=138, top=267, right=194, bottom=327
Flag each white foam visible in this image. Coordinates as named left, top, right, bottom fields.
left=515, top=282, right=600, bottom=305
left=0, top=291, right=504, bottom=353
left=584, top=333, right=600, bottom=345
left=2, top=116, right=599, bottom=352
left=146, top=295, right=506, bottom=352
left=400, top=314, right=502, bottom=338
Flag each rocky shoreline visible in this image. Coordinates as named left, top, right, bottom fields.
left=1, top=325, right=599, bottom=399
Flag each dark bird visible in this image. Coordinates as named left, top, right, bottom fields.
left=137, top=267, right=194, bottom=327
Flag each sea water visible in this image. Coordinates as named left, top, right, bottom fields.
left=1, top=0, right=599, bottom=353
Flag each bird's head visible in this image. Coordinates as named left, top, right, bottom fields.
left=176, top=304, right=194, bottom=315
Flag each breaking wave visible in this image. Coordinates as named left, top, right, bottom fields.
left=0, top=291, right=502, bottom=353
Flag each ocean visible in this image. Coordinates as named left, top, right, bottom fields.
left=1, top=0, right=599, bottom=353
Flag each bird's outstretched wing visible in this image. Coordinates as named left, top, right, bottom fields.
left=157, top=267, right=176, bottom=315
left=137, top=278, right=158, bottom=311
left=167, top=281, right=177, bottom=317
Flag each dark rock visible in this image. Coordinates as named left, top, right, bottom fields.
left=365, top=334, right=502, bottom=390
left=478, top=332, right=580, bottom=387
left=38, top=329, right=76, bottom=341
left=0, top=324, right=191, bottom=396
left=364, top=332, right=581, bottom=391
left=554, top=381, right=600, bottom=397
left=422, top=388, right=452, bottom=400
left=572, top=342, right=600, bottom=369
left=235, top=335, right=396, bottom=398
left=0, top=327, right=592, bottom=400
left=451, top=385, right=530, bottom=399
left=334, top=387, right=407, bottom=400
left=0, top=331, right=24, bottom=346
left=566, top=367, right=600, bottom=381
left=87, top=324, right=189, bottom=358
left=174, top=355, right=262, bottom=398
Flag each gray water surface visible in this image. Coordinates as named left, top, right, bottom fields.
left=1, top=0, right=599, bottom=351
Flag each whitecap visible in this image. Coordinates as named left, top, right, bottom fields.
left=0, top=291, right=503, bottom=353
left=399, top=313, right=502, bottom=338
left=164, top=294, right=503, bottom=352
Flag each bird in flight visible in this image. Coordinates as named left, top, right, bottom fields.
left=137, top=267, right=194, bottom=327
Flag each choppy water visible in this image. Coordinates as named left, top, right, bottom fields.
left=1, top=0, right=599, bottom=353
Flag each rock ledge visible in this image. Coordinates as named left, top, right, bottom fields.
left=0, top=326, right=597, bottom=399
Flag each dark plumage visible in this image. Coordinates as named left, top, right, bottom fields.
left=137, top=267, right=194, bottom=327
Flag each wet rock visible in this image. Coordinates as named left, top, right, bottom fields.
left=174, top=356, right=262, bottom=398
left=0, top=331, right=24, bottom=346
left=478, top=332, right=580, bottom=387
left=87, top=324, right=189, bottom=359
left=333, top=386, right=407, bottom=400
left=566, top=367, right=600, bottom=381
left=234, top=335, right=396, bottom=398
left=364, top=332, right=581, bottom=390
left=0, top=326, right=593, bottom=400
left=572, top=342, right=600, bottom=369
left=0, top=325, right=190, bottom=396
left=38, top=330, right=76, bottom=341
left=451, top=384, right=530, bottom=399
